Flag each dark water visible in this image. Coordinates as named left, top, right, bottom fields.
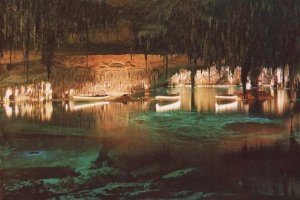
left=1, top=86, right=300, bottom=199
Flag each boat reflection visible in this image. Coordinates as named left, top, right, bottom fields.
left=155, top=100, right=181, bottom=112
left=215, top=101, right=238, bottom=113
left=215, top=101, right=249, bottom=113
left=66, top=101, right=110, bottom=111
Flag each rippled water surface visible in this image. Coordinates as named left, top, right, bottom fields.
left=1, top=87, right=300, bottom=199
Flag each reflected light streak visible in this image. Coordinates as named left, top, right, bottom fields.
left=194, top=88, right=216, bottom=112
left=215, top=101, right=238, bottom=113
left=21, top=103, right=33, bottom=118
left=262, top=88, right=289, bottom=116
left=156, top=100, right=181, bottom=112
left=15, top=105, right=19, bottom=117
left=69, top=101, right=110, bottom=111
left=3, top=102, right=53, bottom=122
left=3, top=103, right=13, bottom=118
left=43, top=102, right=53, bottom=121
left=276, top=89, right=286, bottom=115
left=4, top=88, right=13, bottom=102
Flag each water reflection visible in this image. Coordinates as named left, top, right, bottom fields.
left=264, top=88, right=290, bottom=116
left=216, top=101, right=238, bottom=113
left=2, top=102, right=53, bottom=122
left=3, top=103, right=13, bottom=118
left=1, top=87, right=300, bottom=199
left=163, top=87, right=295, bottom=116
left=1, top=87, right=299, bottom=139
left=1, top=87, right=298, bottom=122
left=195, top=87, right=216, bottom=112
left=67, top=101, right=110, bottom=111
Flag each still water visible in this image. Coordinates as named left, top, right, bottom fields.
left=1, top=86, right=300, bottom=199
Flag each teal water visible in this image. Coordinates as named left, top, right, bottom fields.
left=1, top=87, right=300, bottom=199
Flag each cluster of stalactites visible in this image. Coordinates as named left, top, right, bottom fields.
left=3, top=81, right=53, bottom=103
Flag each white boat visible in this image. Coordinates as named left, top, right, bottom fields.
left=215, top=94, right=238, bottom=100
left=155, top=93, right=180, bottom=101
left=72, top=94, right=110, bottom=102
left=156, top=100, right=181, bottom=112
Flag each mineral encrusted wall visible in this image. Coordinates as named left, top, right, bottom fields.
left=1, top=52, right=299, bottom=100
left=52, top=66, right=159, bottom=96
left=51, top=55, right=162, bottom=96
left=170, top=67, right=242, bottom=86
left=170, top=66, right=296, bottom=87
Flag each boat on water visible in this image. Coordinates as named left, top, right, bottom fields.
left=72, top=94, right=110, bottom=102
left=215, top=94, right=238, bottom=100
left=155, top=93, right=180, bottom=101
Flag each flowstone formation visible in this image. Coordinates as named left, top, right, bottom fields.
left=170, top=67, right=290, bottom=87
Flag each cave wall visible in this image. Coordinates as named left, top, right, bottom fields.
left=169, top=67, right=286, bottom=87
left=170, top=67, right=242, bottom=86
left=51, top=55, right=162, bottom=97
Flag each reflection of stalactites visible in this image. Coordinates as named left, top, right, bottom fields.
left=4, top=88, right=13, bottom=103
left=68, top=101, right=75, bottom=111
left=276, top=89, right=288, bottom=115
left=15, top=104, right=19, bottom=117
left=263, top=88, right=276, bottom=115
left=263, top=88, right=289, bottom=116
left=39, top=102, right=53, bottom=122
left=194, top=88, right=216, bottom=112
left=244, top=103, right=250, bottom=113
left=43, top=102, right=53, bottom=122
left=64, top=102, right=69, bottom=112
left=4, top=102, right=54, bottom=122
left=3, top=103, right=12, bottom=118
left=21, top=103, right=34, bottom=118
left=40, top=104, right=44, bottom=121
